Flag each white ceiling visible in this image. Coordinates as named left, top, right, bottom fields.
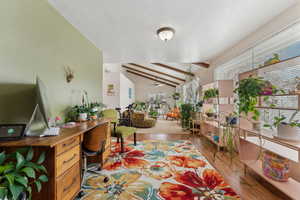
left=48, top=0, right=296, bottom=63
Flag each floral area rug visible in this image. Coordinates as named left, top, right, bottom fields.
left=80, top=139, right=240, bottom=200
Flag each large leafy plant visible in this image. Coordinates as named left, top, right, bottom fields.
left=234, top=77, right=269, bottom=121
left=134, top=101, right=147, bottom=112
left=0, top=147, right=48, bottom=200
left=180, top=104, right=194, bottom=128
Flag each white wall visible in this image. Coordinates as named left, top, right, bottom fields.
left=127, top=73, right=176, bottom=106
left=120, top=73, right=135, bottom=109
left=200, top=3, right=300, bottom=83
left=102, top=63, right=135, bottom=109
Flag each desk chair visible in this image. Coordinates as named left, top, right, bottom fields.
left=101, top=109, right=137, bottom=153
left=78, top=129, right=109, bottom=198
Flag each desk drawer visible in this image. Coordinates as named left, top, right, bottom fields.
left=57, top=136, right=80, bottom=156
left=56, top=162, right=80, bottom=200
left=56, top=145, right=80, bottom=177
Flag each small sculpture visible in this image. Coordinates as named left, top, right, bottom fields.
left=64, top=66, right=74, bottom=83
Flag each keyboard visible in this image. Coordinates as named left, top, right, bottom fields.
left=40, top=127, right=60, bottom=137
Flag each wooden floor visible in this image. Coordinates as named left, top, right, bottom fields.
left=130, top=133, right=291, bottom=200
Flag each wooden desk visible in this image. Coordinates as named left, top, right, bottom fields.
left=0, top=119, right=111, bottom=200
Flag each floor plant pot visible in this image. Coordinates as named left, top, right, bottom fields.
left=262, top=151, right=290, bottom=182
left=79, top=113, right=88, bottom=121
left=277, top=124, right=300, bottom=141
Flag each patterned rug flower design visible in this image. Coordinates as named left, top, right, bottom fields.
left=80, top=140, right=240, bottom=200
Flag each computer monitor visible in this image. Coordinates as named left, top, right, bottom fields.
left=36, top=77, right=51, bottom=128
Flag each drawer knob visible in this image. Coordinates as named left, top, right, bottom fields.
left=63, top=154, right=77, bottom=164
left=63, top=138, right=76, bottom=147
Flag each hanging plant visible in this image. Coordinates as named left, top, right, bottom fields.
left=234, top=76, right=277, bottom=121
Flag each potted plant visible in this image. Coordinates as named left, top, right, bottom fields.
left=180, top=104, right=194, bottom=129
left=88, top=102, right=106, bottom=120
left=0, top=147, right=48, bottom=200
left=203, top=88, right=219, bottom=103
left=234, top=76, right=279, bottom=129
left=172, top=92, right=180, bottom=101
left=205, top=108, right=215, bottom=118
left=264, top=112, right=300, bottom=141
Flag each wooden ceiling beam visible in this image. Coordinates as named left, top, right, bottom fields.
left=191, top=62, right=210, bottom=68
left=122, top=65, right=180, bottom=85
left=128, top=63, right=185, bottom=82
left=152, top=63, right=194, bottom=76
left=126, top=70, right=176, bottom=88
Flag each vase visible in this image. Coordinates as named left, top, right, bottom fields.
left=78, top=113, right=88, bottom=121
left=277, top=124, right=300, bottom=141
left=262, top=151, right=290, bottom=182
left=252, top=122, right=261, bottom=131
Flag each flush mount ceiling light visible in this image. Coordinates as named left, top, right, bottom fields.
left=157, top=27, right=175, bottom=41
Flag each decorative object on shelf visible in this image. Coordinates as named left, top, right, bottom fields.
left=213, top=135, right=219, bottom=142
left=195, top=100, right=203, bottom=112
left=262, top=150, right=290, bottom=182
left=0, top=147, right=48, bottom=200
left=252, top=121, right=261, bottom=131
left=260, top=80, right=275, bottom=95
left=264, top=112, right=300, bottom=141
left=172, top=92, right=180, bottom=100
left=226, top=113, right=237, bottom=125
left=263, top=53, right=281, bottom=66
left=180, top=103, right=194, bottom=129
left=64, top=65, right=74, bottom=83
left=203, top=88, right=219, bottom=102
left=156, top=27, right=175, bottom=41
left=205, top=108, right=215, bottom=118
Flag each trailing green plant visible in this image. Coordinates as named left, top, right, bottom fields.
left=0, top=147, right=48, bottom=200
left=234, top=77, right=270, bottom=121
left=203, top=88, right=219, bottom=100
left=180, top=104, right=194, bottom=128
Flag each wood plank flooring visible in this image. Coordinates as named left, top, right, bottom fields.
left=130, top=133, right=291, bottom=200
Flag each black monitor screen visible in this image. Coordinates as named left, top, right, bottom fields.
left=0, top=124, right=25, bottom=138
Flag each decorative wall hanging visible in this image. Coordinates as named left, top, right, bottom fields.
left=64, top=66, right=74, bottom=83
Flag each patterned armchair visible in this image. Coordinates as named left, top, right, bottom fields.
left=131, top=112, right=156, bottom=128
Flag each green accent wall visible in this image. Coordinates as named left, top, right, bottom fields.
left=0, top=0, right=103, bottom=121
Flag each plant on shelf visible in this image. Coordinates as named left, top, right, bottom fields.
left=0, top=147, right=48, bottom=200
left=264, top=111, right=300, bottom=141
left=205, top=108, right=215, bottom=118
left=172, top=92, right=180, bottom=101
left=180, top=104, right=194, bottom=128
left=194, top=100, right=204, bottom=112
left=234, top=76, right=282, bottom=122
left=203, top=88, right=219, bottom=101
